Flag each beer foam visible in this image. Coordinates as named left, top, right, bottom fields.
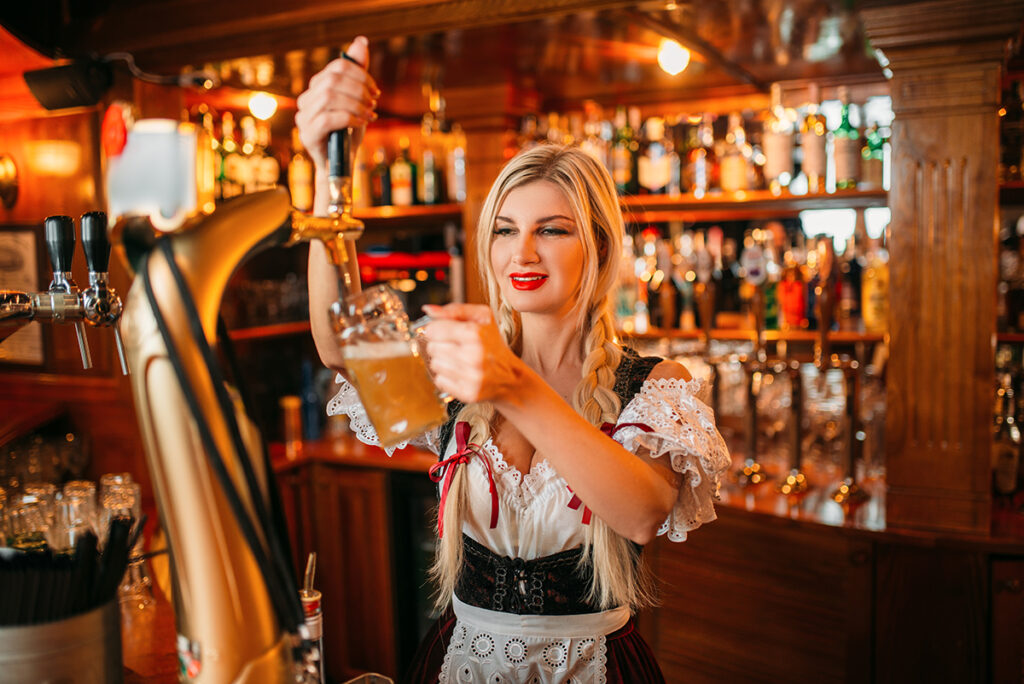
left=341, top=339, right=416, bottom=359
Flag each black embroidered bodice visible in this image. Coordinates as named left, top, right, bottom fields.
left=439, top=346, right=662, bottom=616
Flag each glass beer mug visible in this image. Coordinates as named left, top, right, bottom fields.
left=333, top=285, right=449, bottom=448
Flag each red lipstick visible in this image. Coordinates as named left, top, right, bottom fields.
left=509, top=272, right=548, bottom=291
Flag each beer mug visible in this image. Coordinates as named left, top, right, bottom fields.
left=332, top=285, right=449, bottom=448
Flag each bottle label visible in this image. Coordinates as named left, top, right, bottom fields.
left=611, top=146, right=632, bottom=187
left=834, top=137, right=861, bottom=185
left=763, top=131, right=794, bottom=182
left=289, top=157, right=313, bottom=211
left=720, top=155, right=749, bottom=192
left=802, top=134, right=826, bottom=180
left=861, top=271, right=889, bottom=333
left=391, top=163, right=413, bottom=206
left=638, top=154, right=671, bottom=193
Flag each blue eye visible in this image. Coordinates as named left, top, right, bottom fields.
left=493, top=226, right=515, bottom=236
left=541, top=226, right=570, bottom=236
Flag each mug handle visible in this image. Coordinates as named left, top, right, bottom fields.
left=408, top=314, right=453, bottom=404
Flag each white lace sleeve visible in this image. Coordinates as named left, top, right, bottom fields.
left=612, top=377, right=731, bottom=542
left=325, top=374, right=442, bottom=457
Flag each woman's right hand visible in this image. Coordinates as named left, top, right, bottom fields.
left=295, top=35, right=380, bottom=174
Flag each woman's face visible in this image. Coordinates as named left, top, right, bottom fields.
left=490, top=180, right=585, bottom=319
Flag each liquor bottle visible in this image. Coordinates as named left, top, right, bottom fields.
left=637, top=117, right=670, bottom=194
left=352, top=145, right=372, bottom=209
left=288, top=127, right=314, bottom=212
left=610, top=106, right=635, bottom=195
left=615, top=233, right=639, bottom=331
left=763, top=83, right=795, bottom=195
left=720, top=112, right=751, bottom=193
left=994, top=375, right=1021, bottom=497
left=715, top=237, right=742, bottom=315
left=580, top=104, right=609, bottom=169
left=779, top=247, right=807, bottom=329
left=763, top=234, right=781, bottom=330
left=419, top=112, right=444, bottom=205
left=390, top=137, right=417, bottom=206
left=833, top=86, right=861, bottom=191
left=674, top=230, right=697, bottom=330
left=219, top=112, right=243, bottom=200
left=370, top=147, right=391, bottom=206
left=800, top=84, right=828, bottom=194
left=253, top=120, right=281, bottom=191
left=861, top=236, right=890, bottom=333
left=804, top=237, right=820, bottom=330
left=686, top=113, right=718, bottom=199
left=446, top=123, right=467, bottom=204
left=627, top=107, right=643, bottom=195
left=838, top=236, right=863, bottom=329
left=665, top=118, right=683, bottom=198
left=238, top=115, right=260, bottom=195
left=860, top=122, right=886, bottom=191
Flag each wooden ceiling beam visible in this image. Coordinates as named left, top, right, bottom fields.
left=625, top=8, right=768, bottom=93
left=79, top=0, right=636, bottom=70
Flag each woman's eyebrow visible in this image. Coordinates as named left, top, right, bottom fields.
left=534, top=214, right=574, bottom=224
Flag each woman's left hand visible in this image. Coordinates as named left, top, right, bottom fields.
left=421, top=304, right=525, bottom=404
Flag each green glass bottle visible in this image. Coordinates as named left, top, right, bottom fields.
left=833, top=86, right=861, bottom=191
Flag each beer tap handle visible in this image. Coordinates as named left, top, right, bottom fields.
left=44, top=215, right=76, bottom=291
left=112, top=326, right=129, bottom=375
left=81, top=211, right=110, bottom=276
left=789, top=360, right=804, bottom=472
left=74, top=320, right=93, bottom=369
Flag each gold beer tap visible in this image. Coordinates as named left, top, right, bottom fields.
left=286, top=130, right=364, bottom=296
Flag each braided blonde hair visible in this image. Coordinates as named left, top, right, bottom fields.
left=430, top=145, right=657, bottom=611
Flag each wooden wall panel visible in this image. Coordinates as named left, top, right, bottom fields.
left=860, top=0, right=1024, bottom=534
left=650, top=508, right=872, bottom=684
left=874, top=544, right=989, bottom=683
left=311, top=463, right=398, bottom=680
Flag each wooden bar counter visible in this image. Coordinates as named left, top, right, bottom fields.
left=260, top=432, right=1024, bottom=683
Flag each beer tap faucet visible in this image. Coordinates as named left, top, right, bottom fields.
left=287, top=129, right=364, bottom=317
left=694, top=240, right=720, bottom=417
left=814, top=239, right=869, bottom=518
left=736, top=244, right=769, bottom=490
left=80, top=211, right=129, bottom=375
left=43, top=215, right=93, bottom=369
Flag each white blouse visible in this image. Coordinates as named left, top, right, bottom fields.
left=327, top=374, right=731, bottom=683
left=328, top=374, right=730, bottom=556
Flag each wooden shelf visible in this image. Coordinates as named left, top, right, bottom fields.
left=1001, top=182, right=1024, bottom=206
left=997, top=332, right=1024, bottom=343
left=353, top=203, right=463, bottom=222
left=227, top=320, right=311, bottom=342
left=620, top=188, right=888, bottom=223
left=622, top=327, right=885, bottom=343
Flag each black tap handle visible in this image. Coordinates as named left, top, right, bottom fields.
left=44, top=215, right=75, bottom=274
left=327, top=129, right=351, bottom=179
left=81, top=211, right=110, bottom=273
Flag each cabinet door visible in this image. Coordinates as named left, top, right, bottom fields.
left=992, top=559, right=1024, bottom=684
left=310, top=463, right=398, bottom=681
left=649, top=507, right=872, bottom=684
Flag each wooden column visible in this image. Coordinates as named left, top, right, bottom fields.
left=860, top=0, right=1024, bottom=534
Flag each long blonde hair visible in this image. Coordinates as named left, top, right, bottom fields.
left=429, top=145, right=657, bottom=612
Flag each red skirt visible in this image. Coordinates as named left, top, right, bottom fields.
left=401, top=609, right=666, bottom=684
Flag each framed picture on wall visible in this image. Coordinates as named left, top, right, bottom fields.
left=0, top=223, right=46, bottom=366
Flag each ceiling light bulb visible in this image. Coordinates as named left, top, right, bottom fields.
left=248, top=92, right=278, bottom=121
left=657, top=38, right=690, bottom=76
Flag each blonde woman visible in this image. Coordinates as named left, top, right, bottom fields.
left=299, top=38, right=730, bottom=684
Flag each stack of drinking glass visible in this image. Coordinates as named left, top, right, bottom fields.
left=0, top=473, right=149, bottom=625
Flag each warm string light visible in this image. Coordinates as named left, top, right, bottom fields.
left=657, top=38, right=690, bottom=76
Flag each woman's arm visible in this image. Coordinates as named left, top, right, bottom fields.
left=295, top=36, right=379, bottom=372
left=424, top=304, right=684, bottom=545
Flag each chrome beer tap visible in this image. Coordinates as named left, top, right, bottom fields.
left=80, top=211, right=129, bottom=375
left=44, top=215, right=93, bottom=368
left=736, top=246, right=769, bottom=490
left=814, top=239, right=869, bottom=517
left=0, top=213, right=129, bottom=373
left=777, top=358, right=809, bottom=501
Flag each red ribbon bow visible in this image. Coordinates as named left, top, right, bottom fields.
left=567, top=421, right=656, bottom=526
left=428, top=421, right=499, bottom=538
